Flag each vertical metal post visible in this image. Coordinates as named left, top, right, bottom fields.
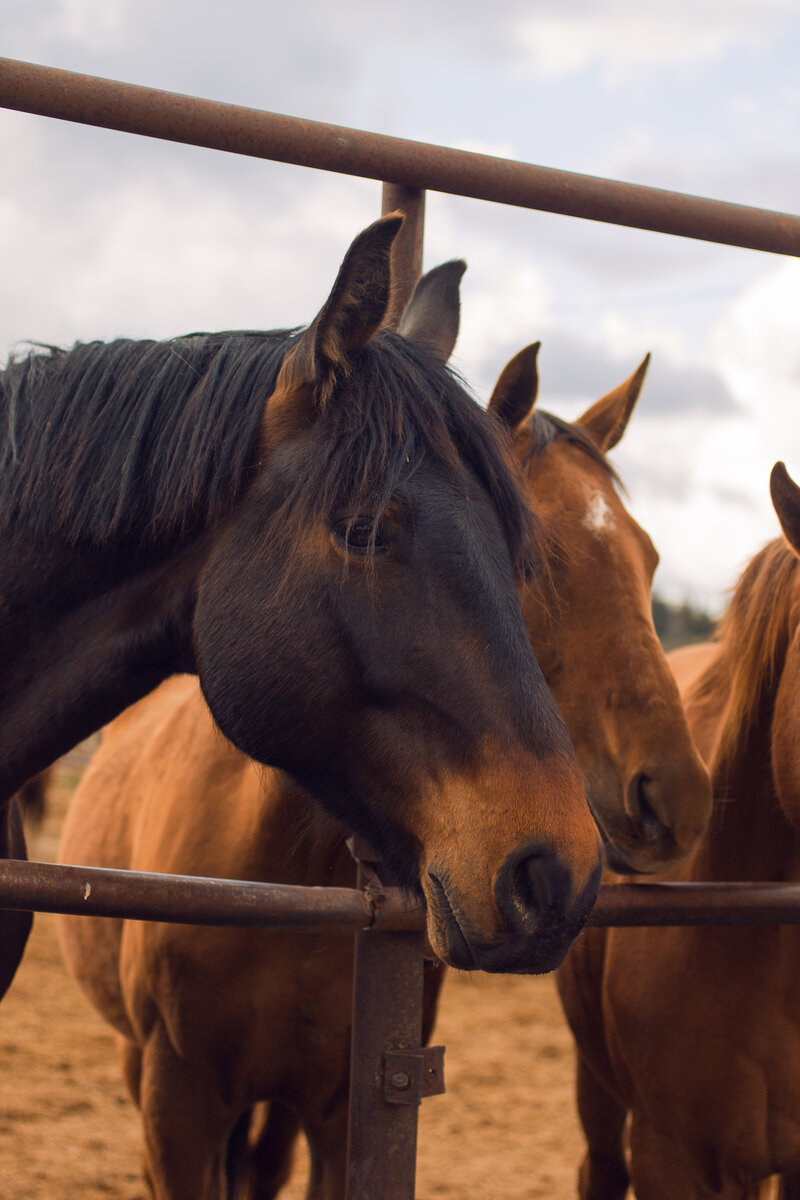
left=345, top=840, right=427, bottom=1200
left=381, top=183, right=426, bottom=328
left=345, top=185, right=429, bottom=1199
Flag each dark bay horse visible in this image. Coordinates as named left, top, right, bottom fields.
left=58, top=345, right=710, bottom=1200
left=1, top=216, right=603, bottom=993
left=557, top=463, right=800, bottom=1200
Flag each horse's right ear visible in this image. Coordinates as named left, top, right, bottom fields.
left=487, top=343, right=541, bottom=432
left=398, top=260, right=467, bottom=363
left=280, top=215, right=404, bottom=406
left=576, top=354, right=650, bottom=452
left=771, top=462, right=800, bottom=557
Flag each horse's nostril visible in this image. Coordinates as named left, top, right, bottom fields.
left=494, top=844, right=572, bottom=936
left=627, top=772, right=664, bottom=843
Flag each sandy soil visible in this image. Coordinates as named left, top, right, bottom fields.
left=0, top=772, right=586, bottom=1199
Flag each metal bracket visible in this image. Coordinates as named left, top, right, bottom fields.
left=346, top=834, right=388, bottom=925
left=383, top=1046, right=446, bottom=1105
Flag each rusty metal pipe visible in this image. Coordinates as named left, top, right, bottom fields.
left=1, top=58, right=799, bottom=257
left=346, top=856, right=427, bottom=1200
left=5, top=861, right=800, bottom=928
left=381, top=182, right=425, bottom=327
left=588, top=882, right=800, bottom=927
left=0, top=859, right=425, bottom=931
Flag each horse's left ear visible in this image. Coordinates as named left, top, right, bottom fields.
left=313, top=213, right=403, bottom=373
left=771, top=462, right=800, bottom=557
left=279, top=215, right=403, bottom=408
left=487, top=343, right=541, bottom=432
left=576, top=354, right=651, bottom=452
left=397, top=260, right=466, bottom=363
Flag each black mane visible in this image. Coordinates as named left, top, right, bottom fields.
left=1, top=331, right=292, bottom=548
left=0, top=329, right=538, bottom=572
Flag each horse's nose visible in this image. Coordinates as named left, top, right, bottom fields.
left=625, top=770, right=666, bottom=844
left=493, top=842, right=574, bottom=937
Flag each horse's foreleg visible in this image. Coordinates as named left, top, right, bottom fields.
left=575, top=1052, right=629, bottom=1200
left=118, top=1035, right=143, bottom=1105
left=246, top=1101, right=302, bottom=1200
left=777, top=1173, right=800, bottom=1199
left=138, top=1019, right=237, bottom=1200
left=0, top=797, right=33, bottom=1000
left=302, top=1097, right=349, bottom=1200
left=628, top=1115, right=732, bottom=1200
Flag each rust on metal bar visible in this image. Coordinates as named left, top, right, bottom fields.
left=347, top=856, right=427, bottom=1200
left=381, top=182, right=425, bottom=327
left=6, top=860, right=800, bottom=929
left=384, top=1046, right=446, bottom=1105
left=1, top=58, right=799, bottom=257
left=588, top=882, right=800, bottom=927
left=0, top=858, right=425, bottom=932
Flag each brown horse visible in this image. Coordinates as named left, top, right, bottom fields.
left=557, top=462, right=800, bottom=1200
left=58, top=345, right=710, bottom=1199
left=1, top=217, right=603, bottom=995
left=491, top=344, right=710, bottom=874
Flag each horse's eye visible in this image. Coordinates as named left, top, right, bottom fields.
left=333, top=517, right=390, bottom=558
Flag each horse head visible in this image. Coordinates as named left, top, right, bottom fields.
left=193, top=218, right=601, bottom=972
left=489, top=344, right=711, bottom=874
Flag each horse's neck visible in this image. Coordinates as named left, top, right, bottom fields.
left=256, top=777, right=356, bottom=888
left=0, top=534, right=204, bottom=800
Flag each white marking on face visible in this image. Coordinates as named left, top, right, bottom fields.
left=583, top=490, right=616, bottom=536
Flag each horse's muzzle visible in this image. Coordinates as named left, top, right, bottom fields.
left=424, top=845, right=602, bottom=974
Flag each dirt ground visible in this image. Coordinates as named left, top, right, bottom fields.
left=0, top=771, right=586, bottom=1199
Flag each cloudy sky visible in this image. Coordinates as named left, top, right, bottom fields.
left=3, top=0, right=800, bottom=610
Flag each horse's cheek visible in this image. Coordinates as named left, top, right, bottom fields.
left=191, top=549, right=282, bottom=757
left=191, top=547, right=343, bottom=771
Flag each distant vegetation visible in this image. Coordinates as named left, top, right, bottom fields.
left=652, top=594, right=717, bottom=651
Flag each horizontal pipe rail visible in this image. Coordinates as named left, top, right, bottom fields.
left=1, top=58, right=799, bottom=257
left=0, top=859, right=423, bottom=931
left=589, top=882, right=800, bottom=927
left=4, top=860, right=800, bottom=929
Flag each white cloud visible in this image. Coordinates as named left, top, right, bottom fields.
left=599, top=310, right=686, bottom=364
left=613, top=261, right=800, bottom=609
left=40, top=0, right=131, bottom=52
left=515, top=0, right=796, bottom=83
left=0, top=161, right=378, bottom=354
left=454, top=260, right=550, bottom=395
left=712, top=259, right=800, bottom=472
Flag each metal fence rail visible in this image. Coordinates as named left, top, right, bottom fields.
left=5, top=859, right=800, bottom=930
left=2, top=57, right=800, bottom=257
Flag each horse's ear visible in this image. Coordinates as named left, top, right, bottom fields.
left=487, top=343, right=541, bottom=432
left=397, top=260, right=466, bottom=363
left=576, top=354, right=651, bottom=452
left=771, top=462, right=800, bottom=557
left=283, top=214, right=403, bottom=405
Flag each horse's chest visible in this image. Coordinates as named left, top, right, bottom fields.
left=606, top=925, right=800, bottom=1176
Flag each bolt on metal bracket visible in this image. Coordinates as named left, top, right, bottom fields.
left=383, top=1046, right=445, bottom=1105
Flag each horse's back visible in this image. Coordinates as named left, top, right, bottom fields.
left=59, top=675, right=202, bottom=872
left=667, top=640, right=724, bottom=767
left=58, top=675, right=230, bottom=1035
left=667, top=640, right=717, bottom=698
